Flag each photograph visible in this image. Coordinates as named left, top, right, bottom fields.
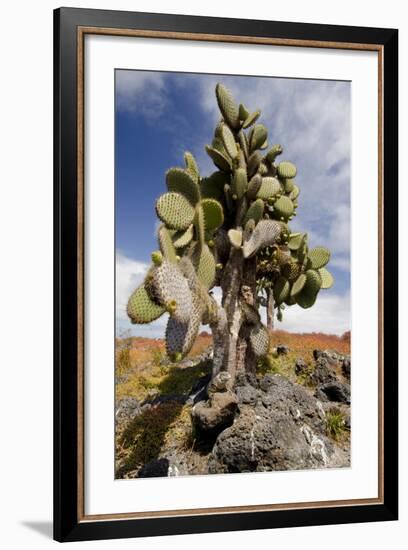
left=0, top=1, right=401, bottom=546
left=114, top=71, right=352, bottom=479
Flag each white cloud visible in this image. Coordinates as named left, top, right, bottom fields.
left=261, top=292, right=350, bottom=336
left=330, top=257, right=350, bottom=272
left=116, top=316, right=168, bottom=339
left=325, top=202, right=351, bottom=271
left=116, top=70, right=167, bottom=118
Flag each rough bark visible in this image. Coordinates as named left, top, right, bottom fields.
left=239, top=258, right=258, bottom=375
left=235, top=335, right=248, bottom=374
left=209, top=306, right=228, bottom=378
left=210, top=248, right=259, bottom=383
left=266, top=288, right=274, bottom=331
left=221, top=248, right=243, bottom=322
left=217, top=248, right=242, bottom=382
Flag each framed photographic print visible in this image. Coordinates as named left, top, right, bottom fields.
left=54, top=7, right=398, bottom=542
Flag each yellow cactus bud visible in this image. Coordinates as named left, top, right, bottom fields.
left=151, top=250, right=163, bottom=265
left=166, top=300, right=178, bottom=314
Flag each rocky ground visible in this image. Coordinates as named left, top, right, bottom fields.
left=115, top=333, right=351, bottom=478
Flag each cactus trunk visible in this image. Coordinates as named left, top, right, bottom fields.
left=266, top=288, right=274, bottom=331
left=211, top=249, right=258, bottom=384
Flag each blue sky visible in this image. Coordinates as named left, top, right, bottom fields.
left=115, top=70, right=351, bottom=337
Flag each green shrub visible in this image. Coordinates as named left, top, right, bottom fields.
left=326, top=408, right=347, bottom=441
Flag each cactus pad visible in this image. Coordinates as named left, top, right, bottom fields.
left=294, top=268, right=322, bottom=309
left=283, top=178, right=295, bottom=193
left=256, top=177, right=281, bottom=200
left=289, top=184, right=300, bottom=200
left=318, top=267, right=334, bottom=289
left=243, top=198, right=265, bottom=226
left=242, top=110, right=261, bottom=129
left=282, top=261, right=302, bottom=281
left=150, top=261, right=192, bottom=322
left=265, top=144, right=283, bottom=164
left=308, top=247, right=331, bottom=269
left=232, top=167, right=247, bottom=199
left=215, top=83, right=240, bottom=129
left=238, top=149, right=247, bottom=171
left=221, top=124, right=238, bottom=159
left=257, top=162, right=268, bottom=176
left=235, top=195, right=248, bottom=226
left=290, top=273, right=307, bottom=297
left=250, top=124, right=268, bottom=152
left=288, top=232, right=304, bottom=251
left=273, top=196, right=294, bottom=220
left=239, top=103, right=250, bottom=120
left=190, top=243, right=216, bottom=290
left=201, top=198, right=224, bottom=231
left=158, top=224, right=177, bottom=263
left=179, top=256, right=211, bottom=313
left=228, top=228, right=243, bottom=249
left=212, top=137, right=228, bottom=157
left=277, top=161, right=297, bottom=179
left=246, top=174, right=263, bottom=200
left=205, top=145, right=232, bottom=172
left=247, top=151, right=262, bottom=177
left=165, top=308, right=201, bottom=359
left=249, top=322, right=270, bottom=357
left=194, top=204, right=206, bottom=246
left=238, top=130, right=249, bottom=159
left=243, top=219, right=282, bottom=258
left=296, top=292, right=317, bottom=309
left=183, top=152, right=200, bottom=183
left=156, top=192, right=195, bottom=230
left=273, top=275, right=290, bottom=305
left=172, top=224, right=194, bottom=249
left=127, top=284, right=166, bottom=324
left=166, top=167, right=200, bottom=205
left=302, top=269, right=322, bottom=297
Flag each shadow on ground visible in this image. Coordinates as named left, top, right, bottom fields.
left=21, top=521, right=53, bottom=539
left=116, top=360, right=212, bottom=478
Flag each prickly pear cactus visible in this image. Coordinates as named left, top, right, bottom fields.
left=127, top=83, right=334, bottom=380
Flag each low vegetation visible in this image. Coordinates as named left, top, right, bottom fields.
left=258, top=330, right=350, bottom=385
left=115, top=333, right=212, bottom=402
left=115, top=330, right=350, bottom=478
left=325, top=407, right=348, bottom=441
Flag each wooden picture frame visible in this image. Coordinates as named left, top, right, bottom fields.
left=54, top=7, right=398, bottom=542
